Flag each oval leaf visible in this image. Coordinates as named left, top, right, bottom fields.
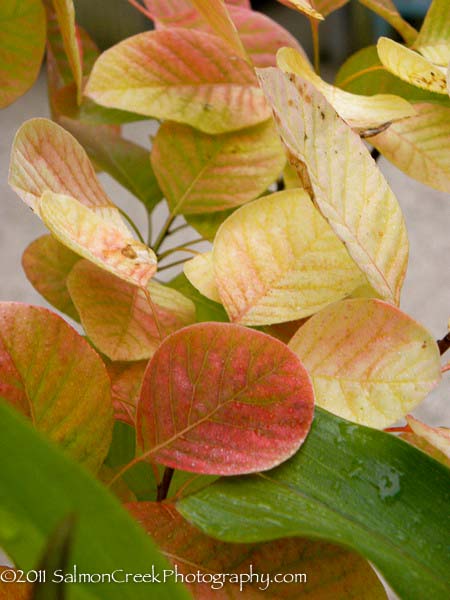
left=107, top=361, right=147, bottom=426
left=151, top=120, right=285, bottom=215
left=369, top=102, right=450, bottom=193
left=289, top=298, right=442, bottom=428
left=67, top=260, right=195, bottom=361
left=184, top=252, right=222, bottom=303
left=137, top=322, right=315, bottom=475
left=0, top=0, right=46, bottom=108
left=413, top=0, right=450, bottom=66
left=213, top=190, right=364, bottom=326
left=0, top=303, right=113, bottom=472
left=85, top=29, right=271, bottom=134
left=257, top=67, right=409, bottom=304
left=129, top=502, right=387, bottom=599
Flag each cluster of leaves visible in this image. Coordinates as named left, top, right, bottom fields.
left=0, top=0, right=449, bottom=598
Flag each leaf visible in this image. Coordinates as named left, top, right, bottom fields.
left=212, top=189, right=364, bottom=326
left=107, top=361, right=147, bottom=426
left=8, top=118, right=127, bottom=231
left=40, top=193, right=157, bottom=287
left=67, top=260, right=195, bottom=361
left=226, top=0, right=250, bottom=6
left=22, top=235, right=80, bottom=321
left=288, top=298, right=442, bottom=428
left=129, top=502, right=387, bottom=599
left=335, top=45, right=450, bottom=107
left=0, top=303, right=113, bottom=473
left=313, top=0, right=349, bottom=17
left=406, top=415, right=450, bottom=460
left=358, top=0, right=417, bottom=44
left=400, top=431, right=450, bottom=469
left=413, top=0, right=450, bottom=66
left=368, top=103, right=450, bottom=193
left=0, top=567, right=31, bottom=599
left=0, top=0, right=46, bottom=109
left=136, top=322, right=314, bottom=475
left=276, top=1, right=323, bottom=20
left=277, top=47, right=415, bottom=130
left=185, top=208, right=236, bottom=241
left=257, top=68, right=409, bottom=304
left=151, top=120, right=284, bottom=216
left=168, top=273, right=229, bottom=322
left=0, top=401, right=190, bottom=600
left=184, top=252, right=221, bottom=303
left=178, top=407, right=450, bottom=600
left=59, top=117, right=163, bottom=213
left=377, top=37, right=448, bottom=95
left=50, top=0, right=83, bottom=104
left=85, top=29, right=271, bottom=134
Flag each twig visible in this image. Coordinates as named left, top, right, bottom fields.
left=118, top=208, right=145, bottom=244
left=158, top=238, right=205, bottom=260
left=437, top=332, right=450, bottom=356
left=371, top=148, right=381, bottom=162
left=157, top=258, right=188, bottom=272
left=153, top=213, right=176, bottom=253
left=309, top=17, right=320, bottom=75
left=157, top=467, right=175, bottom=502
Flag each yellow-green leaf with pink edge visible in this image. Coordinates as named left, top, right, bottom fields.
left=358, top=0, right=417, bottom=44
left=137, top=322, right=314, bottom=475
left=368, top=103, right=450, bottom=193
left=49, top=0, right=83, bottom=104
left=8, top=118, right=127, bottom=232
left=277, top=47, right=415, bottom=130
left=40, top=193, right=157, bottom=287
left=22, top=234, right=80, bottom=321
left=0, top=0, right=46, bottom=109
left=85, top=29, right=271, bottom=134
left=377, top=37, right=448, bottom=95
left=0, top=302, right=113, bottom=472
left=67, top=260, right=195, bottom=361
left=107, top=361, right=147, bottom=426
left=128, top=502, right=387, bottom=599
left=212, top=189, right=365, bottom=326
left=406, top=415, right=450, bottom=460
left=257, top=68, right=409, bottom=305
left=289, top=298, right=442, bottom=429
left=276, top=1, right=323, bottom=20
left=314, top=0, right=349, bottom=17
left=151, top=120, right=285, bottom=215
left=413, top=0, right=450, bottom=66
left=184, top=252, right=221, bottom=303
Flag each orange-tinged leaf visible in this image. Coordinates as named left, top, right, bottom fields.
left=184, top=252, right=221, bottom=303
left=406, top=415, right=450, bottom=460
left=276, top=1, right=323, bottom=20
left=8, top=118, right=127, bottom=231
left=0, top=303, right=113, bottom=472
left=50, top=0, right=83, bottom=104
left=107, top=361, right=147, bottom=425
left=0, top=0, right=46, bottom=109
left=358, top=0, right=417, bottom=45
left=413, top=0, right=450, bottom=66
left=137, top=322, right=314, bottom=475
left=22, top=234, right=80, bottom=321
left=40, top=192, right=157, bottom=287
left=400, top=432, right=450, bottom=468
left=67, top=260, right=195, bottom=361
left=257, top=68, right=409, bottom=305
left=368, top=103, right=450, bottom=193
left=289, top=298, right=442, bottom=429
left=151, top=120, right=285, bottom=215
left=213, top=189, right=364, bottom=326
left=377, top=37, right=448, bottom=95
left=0, top=567, right=31, bottom=599
left=85, top=29, right=271, bottom=134
left=277, top=47, right=415, bottom=130
left=129, top=503, right=387, bottom=599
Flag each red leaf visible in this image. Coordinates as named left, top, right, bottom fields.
left=137, top=323, right=314, bottom=475
left=107, top=361, right=147, bottom=425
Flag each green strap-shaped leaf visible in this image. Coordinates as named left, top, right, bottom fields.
left=179, top=407, right=450, bottom=600
left=0, top=401, right=190, bottom=600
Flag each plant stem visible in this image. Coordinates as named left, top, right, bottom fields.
left=157, top=258, right=189, bottom=272
left=156, top=467, right=175, bottom=502
left=147, top=211, right=152, bottom=247
left=158, top=238, right=205, bottom=260
left=310, top=18, right=320, bottom=75
left=168, top=222, right=189, bottom=236
left=437, top=332, right=450, bottom=356
left=153, top=213, right=176, bottom=253
left=371, top=148, right=381, bottom=162
left=118, top=208, right=145, bottom=244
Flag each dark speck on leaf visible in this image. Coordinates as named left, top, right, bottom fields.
left=320, top=111, right=325, bottom=120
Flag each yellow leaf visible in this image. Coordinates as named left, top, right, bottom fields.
left=257, top=68, right=409, bottom=304
left=276, top=1, right=323, bottom=20
left=184, top=252, right=221, bottom=303
left=377, top=37, right=448, bottom=95
left=289, top=298, right=442, bottom=428
left=413, top=0, right=450, bottom=66
left=369, top=103, right=450, bottom=193
left=51, top=0, right=83, bottom=103
left=406, top=415, right=450, bottom=460
left=213, top=189, right=364, bottom=325
left=40, top=192, right=157, bottom=287
left=277, top=47, right=415, bottom=130
left=358, top=0, right=417, bottom=45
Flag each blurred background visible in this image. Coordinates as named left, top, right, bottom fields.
left=0, top=0, right=448, bottom=431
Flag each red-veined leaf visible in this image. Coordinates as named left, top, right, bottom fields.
left=0, top=303, right=113, bottom=472
left=136, top=322, right=314, bottom=475
left=107, top=361, right=148, bottom=426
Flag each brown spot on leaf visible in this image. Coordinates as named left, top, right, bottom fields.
left=121, top=245, right=138, bottom=259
